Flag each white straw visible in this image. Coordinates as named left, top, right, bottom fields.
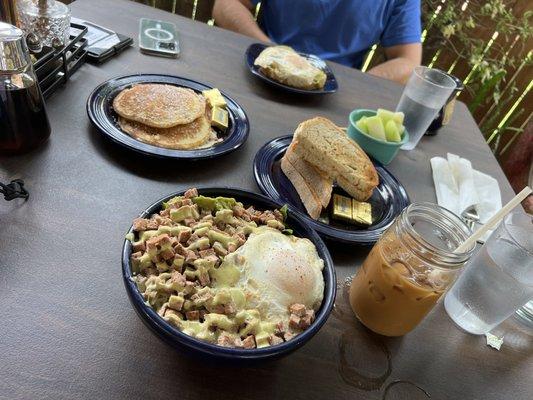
left=455, top=186, right=532, bottom=253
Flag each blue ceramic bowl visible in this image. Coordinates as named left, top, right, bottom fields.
left=122, top=187, right=336, bottom=361
left=347, top=109, right=409, bottom=165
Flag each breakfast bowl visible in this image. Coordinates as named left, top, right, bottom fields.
left=122, top=187, right=336, bottom=361
left=347, top=109, right=409, bottom=165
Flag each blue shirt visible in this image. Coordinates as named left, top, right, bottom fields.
left=251, top=0, right=421, bottom=68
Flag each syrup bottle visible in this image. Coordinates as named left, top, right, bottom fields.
left=0, top=22, right=51, bottom=154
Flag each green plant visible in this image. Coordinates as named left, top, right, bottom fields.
left=422, top=0, right=532, bottom=154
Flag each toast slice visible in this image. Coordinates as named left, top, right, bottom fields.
left=293, top=117, right=379, bottom=201
left=285, top=142, right=333, bottom=208
left=280, top=156, right=322, bottom=219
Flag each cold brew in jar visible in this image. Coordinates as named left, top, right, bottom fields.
left=0, top=22, right=51, bottom=155
left=349, top=203, right=474, bottom=336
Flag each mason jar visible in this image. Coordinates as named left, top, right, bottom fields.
left=349, top=202, right=475, bottom=336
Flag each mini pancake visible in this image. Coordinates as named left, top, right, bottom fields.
left=118, top=114, right=212, bottom=150
left=113, top=84, right=206, bottom=128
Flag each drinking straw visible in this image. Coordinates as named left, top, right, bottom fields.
left=454, top=186, right=532, bottom=253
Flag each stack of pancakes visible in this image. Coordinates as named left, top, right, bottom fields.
left=113, top=84, right=212, bottom=149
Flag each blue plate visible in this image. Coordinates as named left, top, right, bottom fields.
left=87, top=74, right=249, bottom=160
left=253, top=136, right=410, bottom=245
left=122, top=187, right=336, bottom=361
left=245, top=43, right=338, bottom=94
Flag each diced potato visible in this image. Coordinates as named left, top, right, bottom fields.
left=385, top=120, right=401, bottom=142
left=365, top=115, right=386, bottom=141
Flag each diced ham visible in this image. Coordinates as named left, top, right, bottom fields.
left=132, top=218, right=149, bottom=231
left=146, top=234, right=171, bottom=251
left=217, top=334, right=236, bottom=348
left=146, top=219, right=159, bottom=230
left=269, top=335, right=284, bottom=346
left=132, top=241, right=146, bottom=252
left=183, top=217, right=196, bottom=227
left=185, top=250, right=198, bottom=264
left=227, top=243, right=237, bottom=253
left=299, top=312, right=314, bottom=329
left=160, top=248, right=175, bottom=261
left=289, top=314, right=301, bottom=330
left=283, top=332, right=296, bottom=342
left=173, top=243, right=187, bottom=256
left=224, top=303, right=236, bottom=315
left=184, top=188, right=198, bottom=198
left=157, top=303, right=168, bottom=317
left=198, top=270, right=210, bottom=286
left=170, top=271, right=186, bottom=286
left=199, top=248, right=219, bottom=264
left=185, top=310, right=200, bottom=320
left=242, top=335, right=256, bottom=349
left=275, top=321, right=286, bottom=335
left=186, top=233, right=200, bottom=246
left=289, top=303, right=307, bottom=317
left=177, top=230, right=191, bottom=243
left=233, top=233, right=245, bottom=246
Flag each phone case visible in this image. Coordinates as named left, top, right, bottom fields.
left=139, top=18, right=180, bottom=58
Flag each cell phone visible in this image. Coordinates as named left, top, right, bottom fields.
left=70, top=17, right=133, bottom=63
left=139, top=18, right=180, bottom=58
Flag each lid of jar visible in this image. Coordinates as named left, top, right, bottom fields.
left=0, top=22, right=30, bottom=72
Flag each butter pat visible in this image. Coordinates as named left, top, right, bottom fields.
left=202, top=88, right=227, bottom=109
left=331, top=194, right=372, bottom=226
left=332, top=194, right=352, bottom=222
left=211, top=106, right=229, bottom=131
left=352, top=200, right=372, bottom=226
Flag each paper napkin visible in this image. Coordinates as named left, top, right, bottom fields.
left=430, top=153, right=502, bottom=225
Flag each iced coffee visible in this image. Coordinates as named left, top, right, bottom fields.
left=349, top=203, right=474, bottom=336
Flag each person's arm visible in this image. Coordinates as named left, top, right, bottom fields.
left=367, top=43, right=422, bottom=84
left=367, top=0, right=422, bottom=84
left=213, top=0, right=270, bottom=42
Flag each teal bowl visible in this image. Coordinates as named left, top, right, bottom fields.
left=347, top=109, right=409, bottom=165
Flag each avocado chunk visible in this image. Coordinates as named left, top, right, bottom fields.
left=207, top=229, right=237, bottom=249
left=210, top=260, right=240, bottom=287
left=204, top=313, right=234, bottom=331
left=192, top=195, right=217, bottom=211
left=214, top=209, right=235, bottom=224
left=162, top=196, right=183, bottom=210
left=170, top=205, right=200, bottom=222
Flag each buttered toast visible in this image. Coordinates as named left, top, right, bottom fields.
left=292, top=117, right=379, bottom=201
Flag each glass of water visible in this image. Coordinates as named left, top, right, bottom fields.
left=397, top=67, right=457, bottom=150
left=444, top=212, right=533, bottom=335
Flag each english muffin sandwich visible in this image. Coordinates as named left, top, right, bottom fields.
left=254, top=46, right=327, bottom=90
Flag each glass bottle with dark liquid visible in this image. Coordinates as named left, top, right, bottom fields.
left=0, top=22, right=51, bottom=155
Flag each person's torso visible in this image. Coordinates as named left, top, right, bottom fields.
left=259, top=0, right=396, bottom=68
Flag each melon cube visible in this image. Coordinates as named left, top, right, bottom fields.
left=377, top=108, right=396, bottom=125
left=385, top=120, right=401, bottom=142
left=356, top=117, right=368, bottom=134
left=365, top=115, right=386, bottom=141
left=393, top=111, right=405, bottom=125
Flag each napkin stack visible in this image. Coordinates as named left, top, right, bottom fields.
left=430, top=153, right=502, bottom=232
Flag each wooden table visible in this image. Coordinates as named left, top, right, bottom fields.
left=1, top=0, right=531, bottom=399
